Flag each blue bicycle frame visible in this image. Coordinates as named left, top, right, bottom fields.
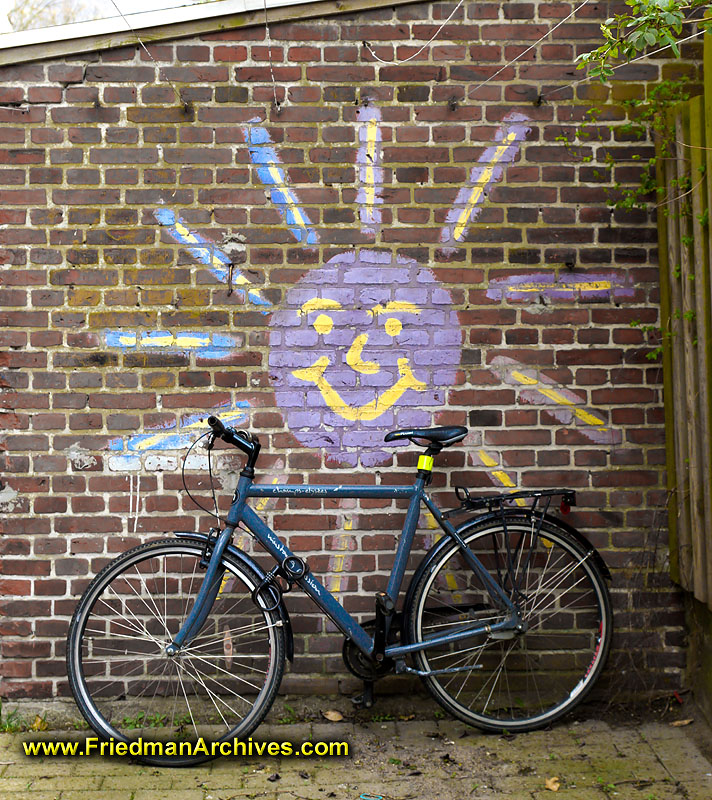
left=168, top=472, right=521, bottom=662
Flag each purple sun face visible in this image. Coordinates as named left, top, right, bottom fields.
left=268, top=250, right=462, bottom=466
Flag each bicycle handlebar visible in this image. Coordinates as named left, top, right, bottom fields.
left=207, top=416, right=261, bottom=469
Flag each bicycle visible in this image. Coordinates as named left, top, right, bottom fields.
left=67, top=417, right=613, bottom=766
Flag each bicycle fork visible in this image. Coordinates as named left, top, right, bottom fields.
left=164, top=524, right=233, bottom=656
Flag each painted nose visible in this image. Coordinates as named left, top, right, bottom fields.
left=346, top=333, right=379, bottom=374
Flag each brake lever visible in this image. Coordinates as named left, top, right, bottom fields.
left=201, top=432, right=217, bottom=452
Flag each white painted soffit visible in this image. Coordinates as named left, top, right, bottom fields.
left=0, top=0, right=308, bottom=49
left=0, top=0, right=414, bottom=66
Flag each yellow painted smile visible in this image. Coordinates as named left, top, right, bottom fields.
left=292, top=355, right=426, bottom=422
left=291, top=298, right=426, bottom=421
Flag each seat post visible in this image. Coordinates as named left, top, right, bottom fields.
left=416, top=445, right=440, bottom=483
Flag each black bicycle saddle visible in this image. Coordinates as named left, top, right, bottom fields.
left=383, top=426, right=468, bottom=447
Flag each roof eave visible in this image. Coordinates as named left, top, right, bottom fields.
left=0, top=0, right=415, bottom=66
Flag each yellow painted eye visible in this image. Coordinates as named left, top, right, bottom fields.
left=313, top=313, right=333, bottom=335
left=385, top=317, right=402, bottom=337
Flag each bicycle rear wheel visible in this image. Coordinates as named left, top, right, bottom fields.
left=67, top=538, right=285, bottom=765
left=407, top=515, right=612, bottom=732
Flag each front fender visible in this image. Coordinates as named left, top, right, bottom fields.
left=173, top=531, right=294, bottom=661
left=402, top=510, right=611, bottom=638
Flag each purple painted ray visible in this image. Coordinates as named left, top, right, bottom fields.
left=440, top=111, right=530, bottom=251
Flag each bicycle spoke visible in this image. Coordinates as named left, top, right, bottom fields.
left=172, top=659, right=239, bottom=731
left=185, top=621, right=277, bottom=648
left=132, top=562, right=172, bottom=640
left=174, top=661, right=200, bottom=741
left=181, top=649, right=263, bottom=691
left=102, top=585, right=164, bottom=648
left=180, top=652, right=269, bottom=674
left=179, top=655, right=256, bottom=709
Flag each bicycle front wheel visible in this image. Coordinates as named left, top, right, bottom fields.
left=407, top=515, right=612, bottom=732
left=67, top=538, right=285, bottom=765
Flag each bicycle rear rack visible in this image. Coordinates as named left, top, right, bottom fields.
left=444, top=488, right=577, bottom=601
left=445, top=487, right=576, bottom=519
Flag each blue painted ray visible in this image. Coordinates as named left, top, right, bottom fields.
left=241, top=126, right=318, bottom=245
left=105, top=330, right=244, bottom=361
left=153, top=207, right=271, bottom=307
left=108, top=404, right=250, bottom=453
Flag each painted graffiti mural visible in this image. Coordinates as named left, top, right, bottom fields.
left=105, top=108, right=532, bottom=466
left=100, top=107, right=624, bottom=482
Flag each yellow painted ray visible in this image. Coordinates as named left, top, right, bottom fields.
left=508, top=281, right=613, bottom=294
left=363, top=117, right=379, bottom=214
left=511, top=371, right=607, bottom=430
left=172, top=219, right=250, bottom=285
left=478, top=450, right=526, bottom=506
left=453, top=130, right=518, bottom=242
left=265, top=164, right=309, bottom=231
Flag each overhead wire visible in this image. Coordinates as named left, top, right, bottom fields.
left=358, top=0, right=705, bottom=109
left=108, top=0, right=188, bottom=109
left=541, top=27, right=708, bottom=101
left=464, top=0, right=593, bottom=100
left=262, top=0, right=282, bottom=112
left=362, top=0, right=466, bottom=65
left=8, top=0, right=704, bottom=115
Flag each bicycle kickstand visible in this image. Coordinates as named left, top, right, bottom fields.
left=351, top=680, right=375, bottom=709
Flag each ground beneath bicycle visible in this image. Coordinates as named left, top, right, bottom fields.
left=1, top=696, right=711, bottom=800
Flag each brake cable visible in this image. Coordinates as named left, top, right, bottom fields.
left=181, top=430, right=227, bottom=524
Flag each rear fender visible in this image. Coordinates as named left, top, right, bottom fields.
left=173, top=531, right=294, bottom=661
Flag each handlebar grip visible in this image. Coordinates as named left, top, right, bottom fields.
left=207, top=415, right=226, bottom=435
left=206, top=416, right=261, bottom=471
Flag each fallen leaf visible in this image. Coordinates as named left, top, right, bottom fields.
left=322, top=710, right=343, bottom=722
left=399, top=714, right=415, bottom=721
left=670, top=719, right=694, bottom=727
left=267, top=773, right=280, bottom=782
left=545, top=776, right=560, bottom=792
left=31, top=715, right=48, bottom=732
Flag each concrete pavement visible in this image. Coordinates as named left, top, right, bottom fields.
left=1, top=703, right=711, bottom=799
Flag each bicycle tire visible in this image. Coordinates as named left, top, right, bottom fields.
left=407, top=514, right=612, bottom=732
left=67, top=538, right=286, bottom=766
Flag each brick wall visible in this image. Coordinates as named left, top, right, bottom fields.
left=0, top=0, right=700, bottom=701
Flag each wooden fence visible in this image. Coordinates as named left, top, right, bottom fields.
left=657, top=36, right=712, bottom=608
